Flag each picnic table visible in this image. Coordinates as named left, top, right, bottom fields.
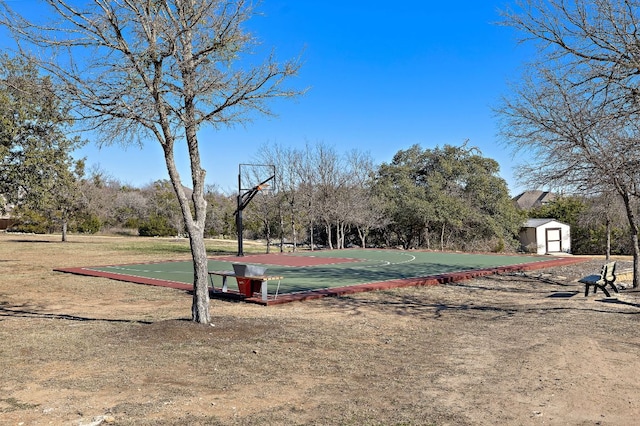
left=208, top=270, right=283, bottom=302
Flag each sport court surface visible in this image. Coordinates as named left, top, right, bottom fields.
left=55, top=249, right=585, bottom=305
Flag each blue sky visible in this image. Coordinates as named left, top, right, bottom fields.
left=2, top=1, right=534, bottom=195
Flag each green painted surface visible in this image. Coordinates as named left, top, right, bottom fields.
left=91, top=250, right=548, bottom=295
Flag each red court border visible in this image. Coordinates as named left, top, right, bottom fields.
left=54, top=255, right=588, bottom=306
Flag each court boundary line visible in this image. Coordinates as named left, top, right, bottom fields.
left=54, top=256, right=587, bottom=306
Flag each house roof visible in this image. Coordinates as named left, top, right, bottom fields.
left=513, top=190, right=556, bottom=210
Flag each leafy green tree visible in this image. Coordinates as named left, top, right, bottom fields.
left=373, top=145, right=433, bottom=249
left=528, top=197, right=586, bottom=228
left=0, top=54, right=85, bottom=241
left=374, top=144, right=523, bottom=251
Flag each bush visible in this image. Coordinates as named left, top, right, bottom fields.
left=8, top=210, right=49, bottom=234
left=75, top=213, right=102, bottom=234
left=572, top=224, right=633, bottom=255
left=138, top=215, right=176, bottom=237
left=492, top=238, right=505, bottom=253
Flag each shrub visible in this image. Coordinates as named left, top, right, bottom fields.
left=138, top=215, right=176, bottom=237
left=75, top=213, right=102, bottom=234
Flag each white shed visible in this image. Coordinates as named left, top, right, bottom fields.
left=519, top=218, right=571, bottom=255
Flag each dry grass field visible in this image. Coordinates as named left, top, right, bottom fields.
left=1, top=233, right=640, bottom=425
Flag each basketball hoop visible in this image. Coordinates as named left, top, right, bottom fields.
left=235, top=164, right=276, bottom=256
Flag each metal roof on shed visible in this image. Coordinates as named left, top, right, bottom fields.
left=523, top=218, right=569, bottom=228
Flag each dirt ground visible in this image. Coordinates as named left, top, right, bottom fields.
left=1, top=234, right=640, bottom=425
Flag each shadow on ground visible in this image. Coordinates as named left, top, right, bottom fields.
left=328, top=274, right=640, bottom=320
left=0, top=302, right=152, bottom=324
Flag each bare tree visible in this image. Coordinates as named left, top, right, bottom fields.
left=500, top=72, right=640, bottom=285
left=344, top=150, right=388, bottom=248
left=294, top=145, right=319, bottom=250
left=499, top=0, right=640, bottom=286
left=256, top=143, right=301, bottom=252
left=580, top=191, right=628, bottom=260
left=502, top=0, right=640, bottom=97
left=256, top=142, right=381, bottom=250
left=1, top=0, right=302, bottom=323
left=311, top=144, right=344, bottom=249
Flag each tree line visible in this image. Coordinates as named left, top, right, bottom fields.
left=2, top=135, right=529, bottom=254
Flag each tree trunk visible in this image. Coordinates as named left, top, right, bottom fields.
left=425, top=226, right=431, bottom=250
left=632, top=232, right=640, bottom=290
left=605, top=216, right=611, bottom=262
left=163, top=137, right=210, bottom=324
left=619, top=189, right=639, bottom=288
left=279, top=204, right=285, bottom=253
left=291, top=212, right=297, bottom=252
left=265, top=220, right=271, bottom=254
left=189, top=230, right=210, bottom=323
left=326, top=222, right=333, bottom=250
left=61, top=220, right=68, bottom=242
left=402, top=236, right=410, bottom=250
left=357, top=226, right=367, bottom=248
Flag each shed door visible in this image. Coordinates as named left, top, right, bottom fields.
left=546, top=228, right=562, bottom=253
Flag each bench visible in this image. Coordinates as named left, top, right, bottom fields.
left=208, top=270, right=283, bottom=302
left=579, top=261, right=619, bottom=297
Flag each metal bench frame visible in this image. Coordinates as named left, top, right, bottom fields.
left=208, top=270, right=283, bottom=302
left=583, top=261, right=619, bottom=297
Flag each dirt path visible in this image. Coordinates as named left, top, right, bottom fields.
left=1, top=234, right=639, bottom=425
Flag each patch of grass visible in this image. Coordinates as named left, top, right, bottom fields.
left=109, top=238, right=266, bottom=256
left=115, top=240, right=194, bottom=254
left=0, top=398, right=40, bottom=413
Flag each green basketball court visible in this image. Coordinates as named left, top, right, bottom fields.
left=56, top=249, right=585, bottom=305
